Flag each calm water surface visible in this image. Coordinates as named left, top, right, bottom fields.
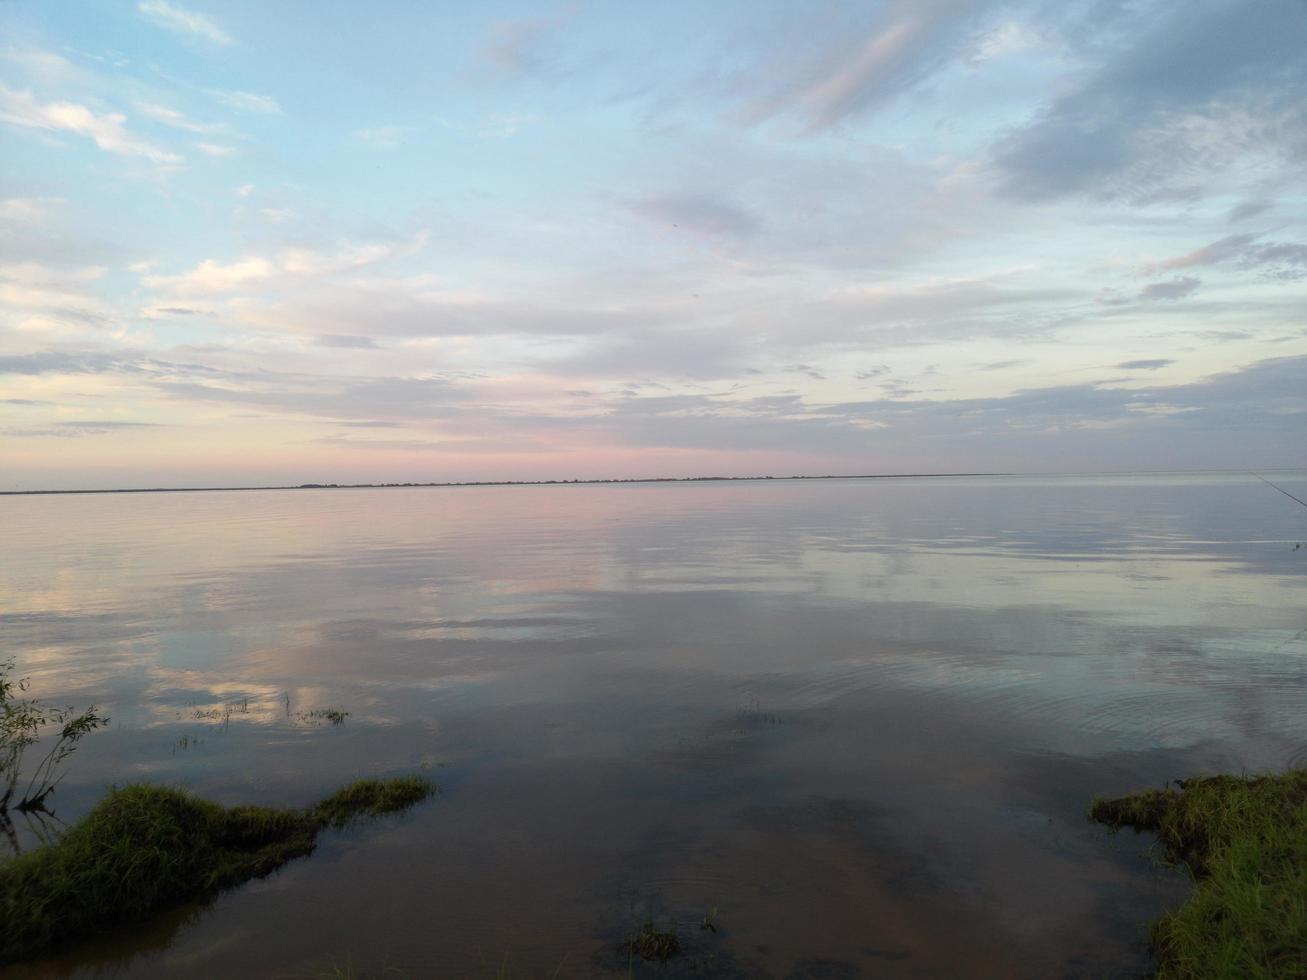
left=2, top=474, right=1305, bottom=978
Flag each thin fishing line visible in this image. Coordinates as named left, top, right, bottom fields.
left=1252, top=473, right=1307, bottom=512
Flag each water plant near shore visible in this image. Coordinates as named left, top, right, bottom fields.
left=625, top=920, right=680, bottom=962
left=298, top=707, right=351, bottom=726
left=0, top=776, right=436, bottom=964
left=1091, top=770, right=1307, bottom=979
left=1, top=658, right=107, bottom=813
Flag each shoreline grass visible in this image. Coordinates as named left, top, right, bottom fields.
left=0, top=776, right=435, bottom=965
left=1090, top=770, right=1307, bottom=979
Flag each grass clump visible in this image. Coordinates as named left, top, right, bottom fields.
left=1090, top=770, right=1307, bottom=979
left=626, top=921, right=680, bottom=962
left=312, top=776, right=434, bottom=827
left=0, top=776, right=436, bottom=964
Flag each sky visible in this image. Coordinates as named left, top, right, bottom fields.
left=1, top=0, right=1305, bottom=490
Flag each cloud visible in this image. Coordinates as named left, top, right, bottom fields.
left=55, top=420, right=161, bottom=431
left=0, top=352, right=96, bottom=375
left=1138, top=278, right=1200, bottom=302
left=312, top=432, right=545, bottom=454
left=353, top=124, right=419, bottom=148
left=203, top=253, right=692, bottom=345
left=840, top=355, right=1306, bottom=437
left=4, top=3, right=1305, bottom=484
left=0, top=84, right=182, bottom=164
left=1116, top=359, right=1174, bottom=371
left=5, top=337, right=1302, bottom=474
left=138, top=1, right=231, bottom=44
left=5, top=420, right=164, bottom=438
left=0, top=351, right=145, bottom=376
left=432, top=113, right=542, bottom=141
left=155, top=374, right=466, bottom=423
left=0, top=47, right=89, bottom=88
left=503, top=355, right=1306, bottom=464
left=316, top=334, right=378, bottom=349
left=1249, top=242, right=1307, bottom=280
left=0, top=197, right=63, bottom=223
left=0, top=262, right=110, bottom=327
left=789, top=275, right=1075, bottom=347
left=1151, top=234, right=1259, bottom=272
left=482, top=16, right=564, bottom=77
left=544, top=323, right=749, bottom=380
left=963, top=18, right=1044, bottom=67
left=250, top=284, right=671, bottom=345
left=209, top=90, right=282, bottom=115
left=1149, top=234, right=1307, bottom=280
left=994, top=1, right=1307, bottom=202
left=0, top=350, right=459, bottom=436
left=196, top=142, right=237, bottom=156
left=143, top=238, right=414, bottom=296
left=1228, top=199, right=1271, bottom=223
left=145, top=255, right=275, bottom=294
left=740, top=0, right=983, bottom=132
left=630, top=192, right=759, bottom=238
left=135, top=101, right=226, bottom=134
left=239, top=267, right=1077, bottom=388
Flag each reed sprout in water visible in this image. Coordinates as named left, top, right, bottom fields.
left=0, top=658, right=107, bottom=815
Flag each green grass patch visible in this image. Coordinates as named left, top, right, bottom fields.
left=0, top=776, right=436, bottom=964
left=1090, top=770, right=1307, bottom=979
left=312, top=776, right=434, bottom=827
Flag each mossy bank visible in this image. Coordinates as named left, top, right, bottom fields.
left=0, top=776, right=435, bottom=964
left=1091, top=770, right=1307, bottom=979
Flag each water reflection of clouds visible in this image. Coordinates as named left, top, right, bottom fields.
left=1, top=475, right=1305, bottom=975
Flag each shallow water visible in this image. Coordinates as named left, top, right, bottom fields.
left=2, top=473, right=1305, bottom=978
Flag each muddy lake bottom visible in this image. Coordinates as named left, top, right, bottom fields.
left=2, top=473, right=1305, bottom=978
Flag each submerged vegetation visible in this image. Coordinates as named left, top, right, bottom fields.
left=625, top=921, right=681, bottom=962
left=1091, top=771, right=1307, bottom=979
left=0, top=776, right=435, bottom=964
left=298, top=707, right=351, bottom=726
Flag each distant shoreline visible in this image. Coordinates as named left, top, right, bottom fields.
left=2, top=472, right=1004, bottom=496
left=3, top=468, right=1300, bottom=497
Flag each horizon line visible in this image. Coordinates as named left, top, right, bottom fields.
left=3, top=466, right=1304, bottom=497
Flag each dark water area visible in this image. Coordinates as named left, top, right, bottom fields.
left=2, top=473, right=1305, bottom=978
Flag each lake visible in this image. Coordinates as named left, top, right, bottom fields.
left=2, top=473, right=1305, bottom=978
